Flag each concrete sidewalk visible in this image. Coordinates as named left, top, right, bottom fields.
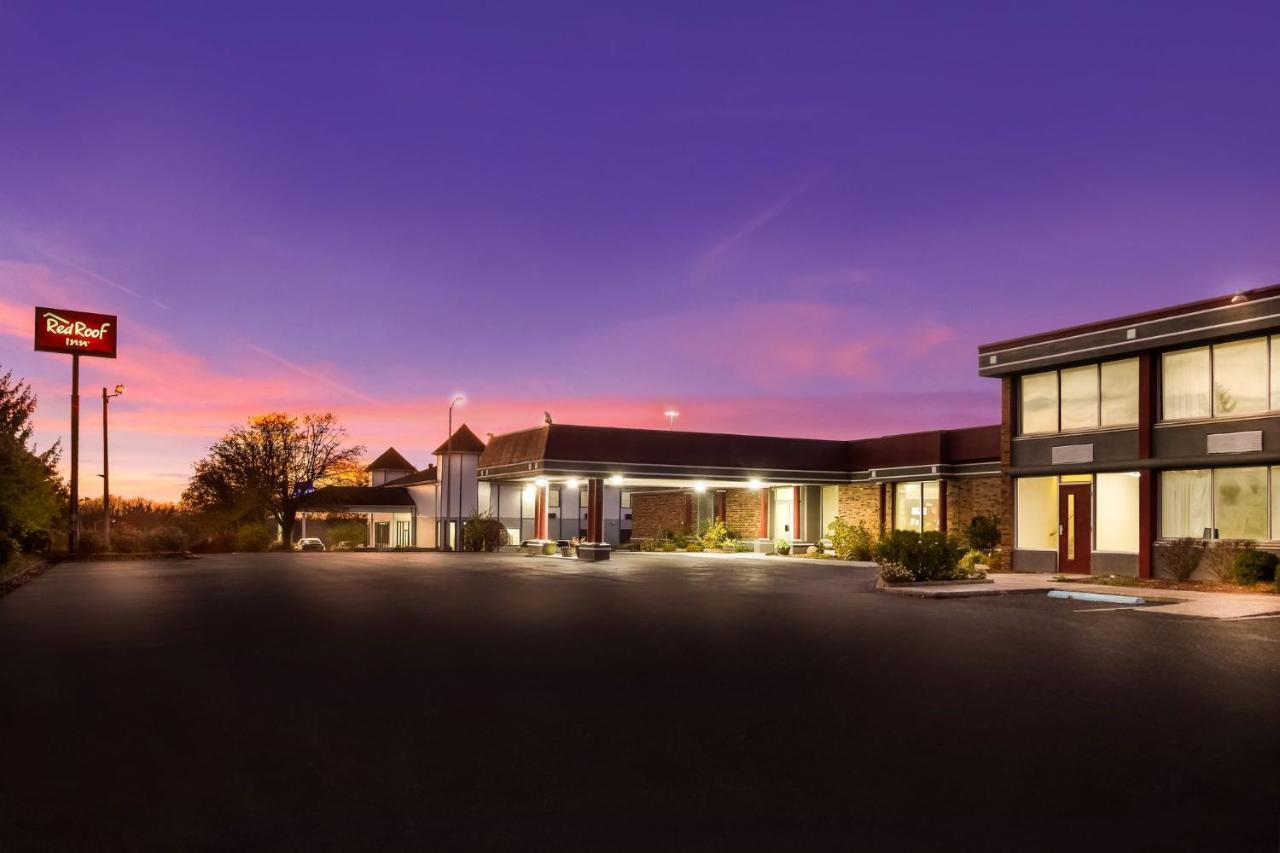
left=886, top=572, right=1280, bottom=619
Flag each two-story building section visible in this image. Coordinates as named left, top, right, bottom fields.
left=980, top=284, right=1280, bottom=577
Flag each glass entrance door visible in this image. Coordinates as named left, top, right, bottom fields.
left=773, top=488, right=793, bottom=541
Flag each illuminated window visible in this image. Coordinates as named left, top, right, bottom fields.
left=1015, top=477, right=1058, bottom=551
left=1059, top=365, right=1099, bottom=431
left=1163, top=337, right=1271, bottom=421
left=1213, top=338, right=1268, bottom=417
left=1161, top=469, right=1211, bottom=538
left=1019, top=371, right=1058, bottom=435
left=893, top=481, right=941, bottom=533
left=1095, top=472, right=1140, bottom=553
left=1100, top=359, right=1139, bottom=427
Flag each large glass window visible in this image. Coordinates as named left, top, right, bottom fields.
left=1095, top=472, right=1140, bottom=553
left=1162, top=347, right=1211, bottom=420
left=1213, top=338, right=1268, bottom=417
left=1015, top=477, right=1058, bottom=551
left=1100, top=359, right=1140, bottom=427
left=893, top=481, right=941, bottom=533
left=1019, top=371, right=1059, bottom=435
left=1163, top=336, right=1275, bottom=422
left=1019, top=359, right=1139, bottom=435
left=1215, top=466, right=1268, bottom=540
left=1161, top=469, right=1212, bottom=539
left=1060, top=365, right=1100, bottom=431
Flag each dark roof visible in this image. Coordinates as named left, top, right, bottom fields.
left=432, top=424, right=487, bottom=455
left=365, top=447, right=416, bottom=472
left=978, top=282, right=1280, bottom=353
left=479, top=423, right=1001, bottom=480
left=381, top=465, right=437, bottom=487
left=302, top=485, right=415, bottom=508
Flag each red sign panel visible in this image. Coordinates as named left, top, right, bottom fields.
left=33, top=307, right=118, bottom=358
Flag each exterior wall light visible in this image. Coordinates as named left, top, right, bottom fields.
left=693, top=482, right=707, bottom=493
left=609, top=475, right=623, bottom=486
left=534, top=477, right=548, bottom=488
left=565, top=478, right=580, bottom=489
left=748, top=478, right=763, bottom=490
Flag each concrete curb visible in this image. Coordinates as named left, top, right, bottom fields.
left=0, top=556, right=53, bottom=600
left=875, top=577, right=1046, bottom=599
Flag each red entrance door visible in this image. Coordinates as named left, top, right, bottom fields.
left=1058, top=483, right=1092, bottom=574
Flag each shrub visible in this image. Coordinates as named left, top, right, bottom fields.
left=700, top=520, right=731, bottom=550
left=0, top=534, right=17, bottom=565
left=1158, top=538, right=1205, bottom=581
left=77, top=531, right=105, bottom=554
left=660, top=541, right=678, bottom=552
left=965, top=514, right=1001, bottom=552
left=775, top=538, right=791, bottom=556
left=235, top=523, right=274, bottom=552
left=108, top=525, right=143, bottom=554
left=873, top=530, right=965, bottom=582
left=1205, top=539, right=1252, bottom=583
left=145, top=526, right=187, bottom=552
left=462, top=512, right=507, bottom=552
left=685, top=542, right=703, bottom=552
left=636, top=538, right=657, bottom=552
left=827, top=518, right=873, bottom=561
left=1234, top=548, right=1278, bottom=585
left=733, top=541, right=753, bottom=553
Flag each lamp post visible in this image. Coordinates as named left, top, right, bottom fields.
left=101, top=384, right=125, bottom=549
left=664, top=409, right=679, bottom=430
left=446, top=394, right=464, bottom=550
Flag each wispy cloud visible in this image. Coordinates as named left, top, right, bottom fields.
left=243, top=343, right=378, bottom=404
left=31, top=247, right=144, bottom=300
left=692, top=176, right=818, bottom=280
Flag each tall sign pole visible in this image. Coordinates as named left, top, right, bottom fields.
left=33, top=306, right=119, bottom=552
left=69, top=354, right=80, bottom=551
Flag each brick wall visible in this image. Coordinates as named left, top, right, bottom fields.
left=946, top=476, right=1003, bottom=539
left=631, top=491, right=692, bottom=539
left=999, top=376, right=1015, bottom=550
left=724, top=489, right=761, bottom=539
left=837, top=483, right=883, bottom=539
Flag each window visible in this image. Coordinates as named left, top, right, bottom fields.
left=1161, top=467, right=1271, bottom=540
left=1213, top=338, right=1268, bottom=416
left=1163, top=336, right=1272, bottom=421
left=893, top=481, right=941, bottom=533
left=1161, top=469, right=1212, bottom=538
left=1215, top=467, right=1268, bottom=540
left=1100, top=359, right=1139, bottom=427
left=548, top=488, right=560, bottom=508
left=1095, top=472, right=1140, bottom=553
left=1019, top=371, right=1058, bottom=435
left=1060, top=365, right=1099, bottom=431
left=1019, top=359, right=1139, bottom=435
left=1162, top=347, right=1210, bottom=420
left=621, top=491, right=631, bottom=508
left=1015, top=477, right=1058, bottom=550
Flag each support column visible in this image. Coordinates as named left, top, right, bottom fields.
left=939, top=480, right=948, bottom=535
left=535, top=485, right=548, bottom=540
left=878, top=482, right=887, bottom=538
left=758, top=489, right=769, bottom=539
left=587, top=478, right=604, bottom=542
left=1137, top=354, right=1155, bottom=578
left=792, top=486, right=801, bottom=541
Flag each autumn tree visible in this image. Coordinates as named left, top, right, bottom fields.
left=0, top=368, right=64, bottom=560
left=182, top=413, right=365, bottom=545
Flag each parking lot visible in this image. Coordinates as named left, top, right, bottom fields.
left=1, top=551, right=1277, bottom=851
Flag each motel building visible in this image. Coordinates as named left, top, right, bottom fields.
left=983, top=284, right=1280, bottom=578
left=300, top=285, right=1280, bottom=575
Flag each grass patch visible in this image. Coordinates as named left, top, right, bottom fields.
left=1060, top=574, right=1275, bottom=595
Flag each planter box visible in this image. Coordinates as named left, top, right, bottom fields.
left=752, top=540, right=775, bottom=554
left=577, top=544, right=611, bottom=562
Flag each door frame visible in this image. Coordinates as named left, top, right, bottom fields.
left=1057, top=482, right=1092, bottom=574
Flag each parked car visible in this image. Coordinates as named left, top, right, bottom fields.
left=295, top=538, right=326, bottom=552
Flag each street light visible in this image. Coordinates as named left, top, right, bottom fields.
left=446, top=394, right=464, bottom=550
left=102, top=384, right=125, bottom=549
left=664, top=409, right=679, bottom=430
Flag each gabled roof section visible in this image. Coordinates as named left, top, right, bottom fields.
left=381, top=465, right=438, bottom=487
left=478, top=425, right=549, bottom=469
left=432, top=423, right=487, bottom=455
left=365, top=447, right=416, bottom=473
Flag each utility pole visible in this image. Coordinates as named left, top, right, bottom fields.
left=102, top=384, right=125, bottom=548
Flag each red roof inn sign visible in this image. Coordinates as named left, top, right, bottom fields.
left=34, top=307, right=118, bottom=358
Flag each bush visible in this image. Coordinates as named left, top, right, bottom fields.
left=462, top=512, right=507, bottom=552
left=965, top=514, right=1001, bottom=552
left=77, top=530, right=105, bottom=554
left=145, top=526, right=187, bottom=552
left=733, top=541, right=753, bottom=553
left=1157, top=538, right=1205, bottom=581
left=1205, top=539, right=1252, bottom=583
left=0, top=534, right=17, bottom=565
left=827, top=518, right=873, bottom=561
left=700, top=520, right=732, bottom=550
left=1234, top=548, right=1278, bottom=585
left=873, top=530, right=965, bottom=582
left=108, top=525, right=144, bottom=554
left=685, top=542, right=703, bottom=552
left=660, top=541, right=678, bottom=552
left=235, top=523, right=274, bottom=552
left=775, top=538, right=791, bottom=556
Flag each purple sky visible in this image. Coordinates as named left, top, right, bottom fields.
left=3, top=2, right=1280, bottom=499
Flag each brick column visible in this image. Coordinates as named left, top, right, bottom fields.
left=792, top=486, right=801, bottom=540
left=587, top=477, right=604, bottom=542
left=938, top=479, right=948, bottom=535
left=758, top=489, right=769, bottom=539
left=1138, top=354, right=1155, bottom=578
left=534, top=485, right=547, bottom=540
left=714, top=491, right=726, bottom=523
left=999, top=376, right=1015, bottom=553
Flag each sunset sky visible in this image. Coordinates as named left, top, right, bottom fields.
left=3, top=2, right=1280, bottom=501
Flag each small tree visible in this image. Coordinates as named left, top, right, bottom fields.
left=462, top=511, right=508, bottom=552
left=700, top=519, right=732, bottom=550
left=1157, top=538, right=1205, bottom=581
left=965, top=514, right=1001, bottom=552
left=0, top=368, right=64, bottom=560
left=827, top=517, right=873, bottom=561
